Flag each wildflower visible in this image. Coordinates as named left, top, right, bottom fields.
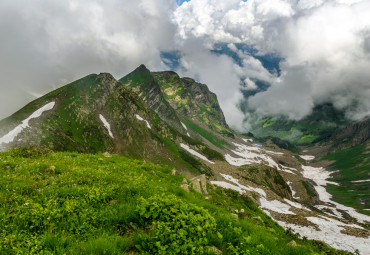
left=11, top=208, right=14, bottom=212
left=4, top=199, right=7, bottom=205
left=235, top=209, right=239, bottom=213
left=240, top=209, right=245, bottom=213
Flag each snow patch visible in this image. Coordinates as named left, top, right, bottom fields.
left=301, top=165, right=338, bottom=188
left=210, top=181, right=246, bottom=194
left=302, top=165, right=370, bottom=223
left=280, top=166, right=296, bottom=174
left=351, top=179, right=370, bottom=183
left=265, top=150, right=284, bottom=155
left=300, top=155, right=315, bottom=161
left=135, top=114, right=151, bottom=129
left=287, top=181, right=300, bottom=199
left=260, top=198, right=295, bottom=215
left=242, top=138, right=253, bottom=143
left=211, top=174, right=266, bottom=197
left=277, top=217, right=369, bottom=254
left=0, top=102, right=55, bottom=145
left=221, top=174, right=266, bottom=197
left=180, top=143, right=214, bottom=164
left=283, top=198, right=310, bottom=211
left=314, top=205, right=343, bottom=218
left=181, top=122, right=187, bottom=130
left=225, top=142, right=279, bottom=169
left=181, top=122, right=190, bottom=136
left=99, top=114, right=114, bottom=138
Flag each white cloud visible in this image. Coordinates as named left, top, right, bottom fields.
left=175, top=43, right=245, bottom=129
left=1, top=0, right=370, bottom=127
left=175, top=0, right=370, bottom=122
left=243, top=78, right=257, bottom=91
left=248, top=0, right=370, bottom=120
left=0, top=0, right=177, bottom=119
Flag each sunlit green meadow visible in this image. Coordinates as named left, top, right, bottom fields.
left=0, top=147, right=350, bottom=254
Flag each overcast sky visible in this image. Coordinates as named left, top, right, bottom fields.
left=1, top=0, right=369, bottom=130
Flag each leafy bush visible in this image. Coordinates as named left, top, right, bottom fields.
left=136, top=194, right=216, bottom=254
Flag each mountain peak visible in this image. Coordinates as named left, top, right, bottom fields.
left=120, top=66, right=233, bottom=141
left=133, top=64, right=150, bottom=74
left=97, top=72, right=115, bottom=79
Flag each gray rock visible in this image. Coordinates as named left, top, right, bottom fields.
left=252, top=216, right=263, bottom=223
left=288, top=240, right=298, bottom=247
left=181, top=184, right=190, bottom=192
left=191, top=174, right=208, bottom=194
left=231, top=213, right=238, bottom=219
left=206, top=246, right=223, bottom=255
left=103, top=152, right=112, bottom=158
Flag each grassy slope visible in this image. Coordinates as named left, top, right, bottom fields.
left=251, top=117, right=340, bottom=145
left=249, top=104, right=348, bottom=145
left=152, top=72, right=232, bottom=136
left=0, top=149, right=348, bottom=254
left=323, top=144, right=370, bottom=215
left=182, top=118, right=227, bottom=149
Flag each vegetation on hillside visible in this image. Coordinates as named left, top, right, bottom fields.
left=0, top=147, right=349, bottom=254
left=323, top=144, right=370, bottom=215
left=247, top=104, right=349, bottom=145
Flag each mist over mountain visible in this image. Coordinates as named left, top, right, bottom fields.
left=1, top=0, right=370, bottom=131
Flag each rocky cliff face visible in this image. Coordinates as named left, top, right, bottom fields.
left=152, top=71, right=230, bottom=133
left=329, top=116, right=370, bottom=150
left=0, top=70, right=219, bottom=175
left=120, top=66, right=231, bottom=136
left=119, top=65, right=184, bottom=132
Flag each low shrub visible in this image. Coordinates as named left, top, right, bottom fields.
left=136, top=194, right=216, bottom=254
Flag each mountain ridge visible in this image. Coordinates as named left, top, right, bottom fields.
left=0, top=65, right=369, bottom=254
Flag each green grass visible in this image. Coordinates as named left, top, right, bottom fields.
left=0, top=148, right=349, bottom=254
left=323, top=144, right=370, bottom=215
left=299, top=135, right=318, bottom=144
left=248, top=104, right=349, bottom=145
left=182, top=118, right=227, bottom=149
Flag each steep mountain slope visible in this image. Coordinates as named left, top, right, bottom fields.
left=119, top=66, right=370, bottom=253
left=152, top=71, right=229, bottom=132
left=329, top=117, right=370, bottom=150
left=0, top=72, right=215, bottom=175
left=118, top=65, right=185, bottom=132
left=120, top=65, right=234, bottom=143
left=316, top=117, right=370, bottom=215
left=1, top=65, right=369, bottom=254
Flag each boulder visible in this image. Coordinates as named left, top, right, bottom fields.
left=206, top=246, right=222, bottom=255
left=288, top=240, right=298, bottom=247
left=181, top=184, right=190, bottom=192
left=103, top=152, right=112, bottom=158
left=190, top=174, right=208, bottom=194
